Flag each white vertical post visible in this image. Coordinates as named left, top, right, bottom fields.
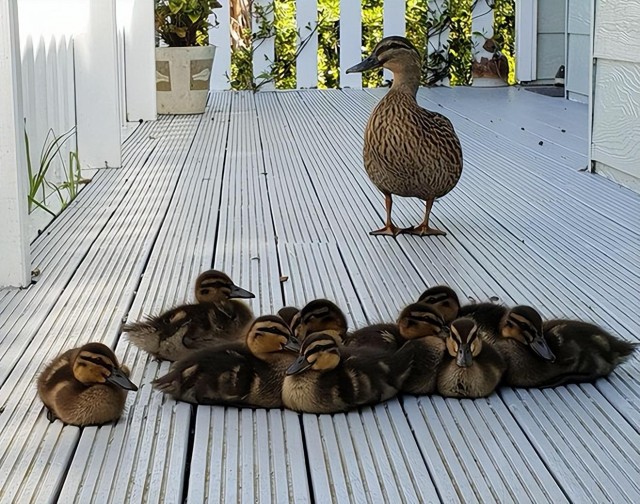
left=124, top=0, right=157, bottom=120
left=0, top=0, right=31, bottom=287
left=209, top=1, right=231, bottom=90
left=383, top=0, right=406, bottom=82
left=296, top=0, right=318, bottom=88
left=471, top=0, right=495, bottom=85
left=427, top=0, right=450, bottom=86
left=515, top=0, right=537, bottom=82
left=252, top=0, right=275, bottom=90
left=340, top=0, right=362, bottom=88
left=75, top=0, right=122, bottom=174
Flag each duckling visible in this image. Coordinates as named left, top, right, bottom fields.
left=344, top=302, right=446, bottom=356
left=437, top=318, right=506, bottom=398
left=346, top=36, right=463, bottom=236
left=292, top=299, right=348, bottom=344
left=496, top=305, right=637, bottom=388
left=417, top=285, right=461, bottom=323
left=37, top=342, right=138, bottom=426
left=277, top=306, right=300, bottom=327
left=282, top=331, right=413, bottom=414
left=152, top=315, right=299, bottom=408
left=123, top=269, right=255, bottom=361
left=396, top=303, right=449, bottom=395
left=344, top=323, right=402, bottom=353
left=456, top=301, right=509, bottom=343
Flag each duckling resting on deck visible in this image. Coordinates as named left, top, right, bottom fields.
left=347, top=36, right=463, bottom=236
left=123, top=269, right=255, bottom=361
left=152, top=315, right=299, bottom=408
left=496, top=305, right=637, bottom=388
left=437, top=318, right=506, bottom=398
left=282, top=332, right=413, bottom=414
left=37, top=343, right=138, bottom=426
left=417, top=285, right=462, bottom=324
left=291, top=298, right=348, bottom=344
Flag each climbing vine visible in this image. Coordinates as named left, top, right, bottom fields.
left=228, top=0, right=515, bottom=90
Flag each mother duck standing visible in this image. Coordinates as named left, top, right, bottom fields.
left=347, top=36, right=463, bottom=236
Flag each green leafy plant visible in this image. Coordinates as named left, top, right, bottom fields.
left=25, top=125, right=85, bottom=216
left=155, top=0, right=222, bottom=47
left=229, top=0, right=513, bottom=89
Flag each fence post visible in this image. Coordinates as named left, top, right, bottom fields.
left=383, top=0, right=406, bottom=82
left=75, top=0, right=122, bottom=176
left=209, top=1, right=231, bottom=90
left=0, top=0, right=31, bottom=287
left=296, top=0, right=318, bottom=88
left=340, top=0, right=362, bottom=88
left=252, top=0, right=275, bottom=90
left=122, top=0, right=157, bottom=121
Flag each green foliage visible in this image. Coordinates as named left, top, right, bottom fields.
left=317, top=0, right=340, bottom=88
left=360, top=0, right=384, bottom=87
left=25, top=125, right=84, bottom=216
left=155, top=0, right=222, bottom=47
left=493, top=0, right=516, bottom=84
left=449, top=0, right=473, bottom=85
left=229, top=0, right=514, bottom=89
left=274, top=0, right=297, bottom=89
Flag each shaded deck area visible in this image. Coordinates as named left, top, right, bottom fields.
left=1, top=86, right=639, bottom=503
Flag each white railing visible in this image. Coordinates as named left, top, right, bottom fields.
left=21, top=34, right=76, bottom=189
left=210, top=0, right=497, bottom=89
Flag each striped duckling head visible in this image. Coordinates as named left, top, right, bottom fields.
left=194, top=269, right=255, bottom=303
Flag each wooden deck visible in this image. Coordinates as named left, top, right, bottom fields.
left=1, top=86, right=639, bottom=503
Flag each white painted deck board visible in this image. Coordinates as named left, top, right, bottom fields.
left=1, top=87, right=639, bottom=503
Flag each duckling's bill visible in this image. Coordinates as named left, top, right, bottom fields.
left=229, top=284, right=255, bottom=299
left=107, top=368, right=139, bottom=391
left=286, top=355, right=311, bottom=375
left=530, top=335, right=555, bottom=362
left=456, top=345, right=472, bottom=368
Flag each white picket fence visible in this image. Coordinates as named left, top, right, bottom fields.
left=21, top=34, right=76, bottom=190
left=210, top=0, right=497, bottom=89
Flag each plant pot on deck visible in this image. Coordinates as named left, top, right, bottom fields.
left=155, top=46, right=216, bottom=115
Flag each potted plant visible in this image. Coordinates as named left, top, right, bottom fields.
left=155, top=0, right=222, bottom=114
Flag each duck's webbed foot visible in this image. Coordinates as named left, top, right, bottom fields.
left=370, top=224, right=412, bottom=237
left=405, top=224, right=447, bottom=236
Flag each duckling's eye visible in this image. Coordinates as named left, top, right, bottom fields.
left=200, top=288, right=210, bottom=295
left=505, top=320, right=514, bottom=328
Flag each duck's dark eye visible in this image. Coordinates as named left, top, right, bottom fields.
left=200, top=288, right=210, bottom=295
left=505, top=321, right=514, bottom=328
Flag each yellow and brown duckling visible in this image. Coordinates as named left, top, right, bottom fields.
left=437, top=318, right=506, bottom=398
left=417, top=285, right=461, bottom=324
left=152, top=315, right=299, bottom=408
left=396, top=303, right=450, bottom=395
left=123, top=269, right=255, bottom=361
left=282, top=331, right=413, bottom=414
left=37, top=343, right=138, bottom=426
left=496, top=305, right=637, bottom=388
left=277, top=306, right=300, bottom=328
left=347, top=36, right=463, bottom=236
left=291, top=299, right=348, bottom=344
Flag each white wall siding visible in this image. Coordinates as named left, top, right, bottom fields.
left=592, top=0, right=640, bottom=190
left=536, top=0, right=566, bottom=82
left=566, top=0, right=590, bottom=101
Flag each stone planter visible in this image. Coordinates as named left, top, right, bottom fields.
left=155, top=46, right=216, bottom=115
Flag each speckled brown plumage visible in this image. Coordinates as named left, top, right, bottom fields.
left=347, top=36, right=463, bottom=236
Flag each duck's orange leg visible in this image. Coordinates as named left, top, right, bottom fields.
left=370, top=193, right=410, bottom=236
left=406, top=198, right=447, bottom=236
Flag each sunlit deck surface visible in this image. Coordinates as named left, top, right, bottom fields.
left=1, top=86, right=640, bottom=503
